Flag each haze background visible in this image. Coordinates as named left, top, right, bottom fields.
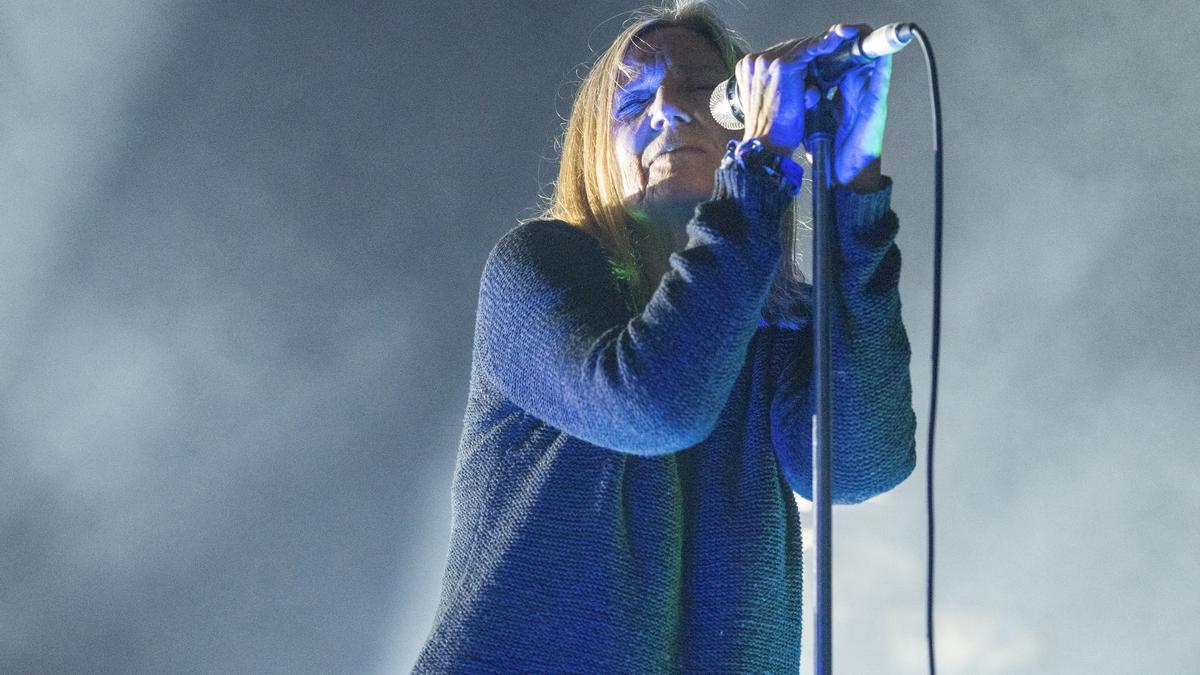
left=2, top=0, right=1196, bottom=672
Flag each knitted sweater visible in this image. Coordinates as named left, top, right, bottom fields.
left=413, top=162, right=916, bottom=673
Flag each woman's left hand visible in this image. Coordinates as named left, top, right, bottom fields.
left=796, top=24, right=892, bottom=189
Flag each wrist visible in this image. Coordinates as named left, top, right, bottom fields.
left=741, top=131, right=797, bottom=158
left=723, top=138, right=805, bottom=197
left=842, top=157, right=884, bottom=193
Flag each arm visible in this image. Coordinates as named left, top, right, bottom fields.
left=769, top=177, right=917, bottom=503
left=477, top=164, right=794, bottom=456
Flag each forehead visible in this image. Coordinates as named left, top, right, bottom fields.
left=618, top=26, right=727, bottom=85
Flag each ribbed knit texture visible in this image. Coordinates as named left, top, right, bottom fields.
left=413, top=163, right=917, bottom=673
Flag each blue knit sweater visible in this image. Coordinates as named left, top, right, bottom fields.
left=414, top=162, right=916, bottom=673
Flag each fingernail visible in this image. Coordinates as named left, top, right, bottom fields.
left=805, top=86, right=820, bottom=109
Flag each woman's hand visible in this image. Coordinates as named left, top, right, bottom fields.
left=734, top=23, right=892, bottom=189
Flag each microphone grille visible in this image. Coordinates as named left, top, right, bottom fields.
left=709, top=79, right=744, bottom=131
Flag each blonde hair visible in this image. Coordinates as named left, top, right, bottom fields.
left=526, top=0, right=810, bottom=319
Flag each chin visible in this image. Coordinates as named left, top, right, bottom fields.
left=646, top=175, right=712, bottom=202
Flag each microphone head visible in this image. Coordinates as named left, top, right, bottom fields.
left=860, top=22, right=915, bottom=58
left=709, top=78, right=744, bottom=131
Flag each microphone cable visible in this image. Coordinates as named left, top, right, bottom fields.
left=908, top=24, right=943, bottom=675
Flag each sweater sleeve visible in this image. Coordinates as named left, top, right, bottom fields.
left=476, top=164, right=794, bottom=456
left=769, top=177, right=918, bottom=504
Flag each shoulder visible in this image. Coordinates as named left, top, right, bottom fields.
left=491, top=219, right=608, bottom=262
left=481, top=219, right=627, bottom=307
left=486, top=219, right=614, bottom=282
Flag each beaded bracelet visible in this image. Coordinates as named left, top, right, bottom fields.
left=719, top=138, right=805, bottom=197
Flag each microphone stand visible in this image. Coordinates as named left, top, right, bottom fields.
left=805, top=88, right=839, bottom=675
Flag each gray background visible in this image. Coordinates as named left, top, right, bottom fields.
left=3, top=0, right=1197, bottom=673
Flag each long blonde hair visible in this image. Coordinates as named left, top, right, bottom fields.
left=525, top=0, right=810, bottom=320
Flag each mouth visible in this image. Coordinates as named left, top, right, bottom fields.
left=649, top=145, right=702, bottom=166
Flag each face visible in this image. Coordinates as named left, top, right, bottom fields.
left=613, top=27, right=740, bottom=228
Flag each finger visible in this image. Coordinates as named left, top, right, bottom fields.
left=764, top=36, right=808, bottom=58
left=844, top=53, right=890, bottom=104
left=804, top=85, right=820, bottom=110
left=835, top=23, right=872, bottom=39
left=866, top=54, right=893, bottom=101
left=833, top=24, right=857, bottom=39
left=811, top=24, right=845, bottom=55
left=795, top=26, right=844, bottom=70
left=780, top=23, right=849, bottom=63
left=778, top=34, right=823, bottom=61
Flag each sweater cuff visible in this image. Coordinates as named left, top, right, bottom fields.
left=835, top=174, right=897, bottom=259
left=710, top=162, right=794, bottom=243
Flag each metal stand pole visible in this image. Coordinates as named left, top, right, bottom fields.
left=806, top=91, right=839, bottom=675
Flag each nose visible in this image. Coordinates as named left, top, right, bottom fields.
left=648, top=85, right=693, bottom=131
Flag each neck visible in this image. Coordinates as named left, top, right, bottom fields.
left=636, top=199, right=693, bottom=251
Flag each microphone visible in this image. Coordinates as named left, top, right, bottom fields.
left=709, top=22, right=914, bottom=130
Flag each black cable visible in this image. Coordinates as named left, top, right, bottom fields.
left=909, top=25, right=942, bottom=675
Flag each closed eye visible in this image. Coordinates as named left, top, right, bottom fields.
left=617, top=84, right=720, bottom=119
left=618, top=97, right=652, bottom=118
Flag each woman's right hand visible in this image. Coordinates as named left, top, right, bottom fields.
left=735, top=24, right=890, bottom=168
left=733, top=28, right=832, bottom=156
